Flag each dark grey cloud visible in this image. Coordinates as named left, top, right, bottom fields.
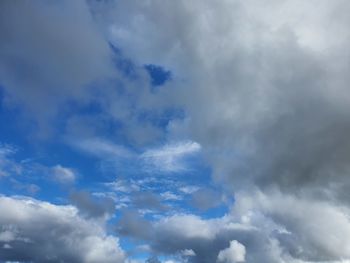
left=0, top=196, right=125, bottom=263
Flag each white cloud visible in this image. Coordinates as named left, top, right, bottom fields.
left=161, top=191, right=183, bottom=201
left=72, top=138, right=133, bottom=159
left=118, top=189, right=350, bottom=262
left=0, top=231, right=15, bottom=243
left=0, top=195, right=125, bottom=263
left=217, top=240, right=246, bottom=263
left=52, top=164, right=76, bottom=184
left=105, top=178, right=140, bottom=193
left=179, top=186, right=200, bottom=194
left=141, top=141, right=201, bottom=172
left=74, top=138, right=201, bottom=174
left=181, top=249, right=196, bottom=257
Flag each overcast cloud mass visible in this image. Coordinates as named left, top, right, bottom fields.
left=1, top=0, right=350, bottom=262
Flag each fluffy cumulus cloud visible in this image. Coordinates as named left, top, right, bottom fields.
left=217, top=240, right=246, bottom=263
left=104, top=1, right=350, bottom=261
left=108, top=0, right=350, bottom=195
left=117, top=191, right=350, bottom=262
left=0, top=196, right=125, bottom=263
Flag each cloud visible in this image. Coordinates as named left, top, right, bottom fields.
left=131, top=192, right=167, bottom=212
left=115, top=189, right=350, bottom=263
left=146, top=256, right=161, bottom=263
left=0, top=0, right=113, bottom=133
left=73, top=138, right=201, bottom=174
left=72, top=138, right=133, bottom=159
left=181, top=249, right=196, bottom=257
left=0, top=144, right=21, bottom=177
left=217, top=240, right=246, bottom=263
left=106, top=0, right=350, bottom=198
left=0, top=195, right=125, bottom=263
left=70, top=190, right=116, bottom=219
left=190, top=188, right=223, bottom=211
left=116, top=210, right=153, bottom=240
left=161, top=191, right=183, bottom=201
left=247, top=190, right=350, bottom=261
left=141, top=141, right=201, bottom=173
left=52, top=165, right=76, bottom=184
left=2, top=0, right=350, bottom=262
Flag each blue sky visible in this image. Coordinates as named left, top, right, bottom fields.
left=1, top=1, right=350, bottom=263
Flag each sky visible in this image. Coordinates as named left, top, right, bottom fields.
left=1, top=0, right=350, bottom=262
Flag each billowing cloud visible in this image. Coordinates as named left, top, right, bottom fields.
left=104, top=1, right=350, bottom=260
left=116, top=190, right=350, bottom=263
left=107, top=0, right=350, bottom=197
left=217, top=240, right=246, bottom=263
left=0, top=195, right=125, bottom=263
left=2, top=0, right=350, bottom=262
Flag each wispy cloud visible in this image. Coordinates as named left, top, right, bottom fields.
left=141, top=141, right=201, bottom=173
left=52, top=165, right=76, bottom=185
left=72, top=138, right=201, bottom=174
left=0, top=144, right=22, bottom=177
left=72, top=138, right=133, bottom=159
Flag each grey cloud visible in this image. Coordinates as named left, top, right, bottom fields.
left=101, top=1, right=350, bottom=261
left=0, top=196, right=125, bottom=263
left=131, top=192, right=167, bottom=212
left=117, top=191, right=350, bottom=262
left=70, top=190, right=116, bottom=219
left=116, top=210, right=153, bottom=240
left=107, top=0, right=350, bottom=201
left=0, top=0, right=113, bottom=133
left=116, top=211, right=287, bottom=263
left=251, top=191, right=350, bottom=261
left=2, top=0, right=350, bottom=262
left=190, top=188, right=223, bottom=211
left=145, top=256, right=161, bottom=263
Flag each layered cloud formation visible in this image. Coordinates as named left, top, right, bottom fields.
left=1, top=0, right=350, bottom=262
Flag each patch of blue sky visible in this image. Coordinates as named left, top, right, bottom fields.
left=110, top=43, right=172, bottom=89
left=144, top=64, right=171, bottom=87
